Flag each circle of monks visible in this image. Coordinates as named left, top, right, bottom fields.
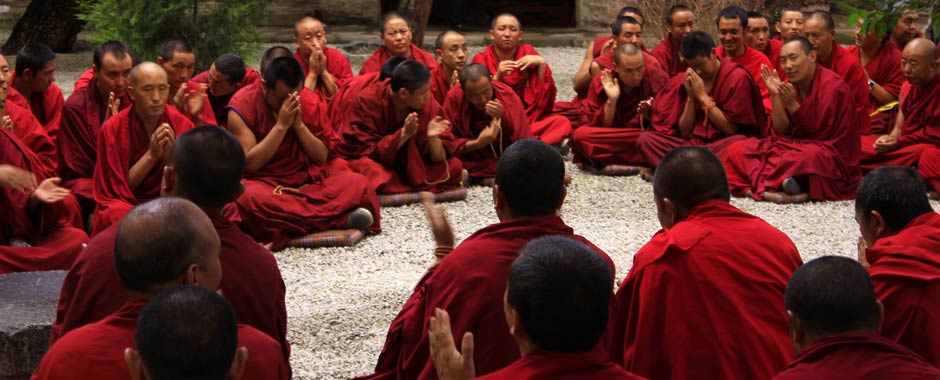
left=3, top=4, right=940, bottom=380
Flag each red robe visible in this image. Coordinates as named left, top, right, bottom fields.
left=193, top=67, right=261, bottom=124
left=359, top=44, right=439, bottom=75
left=760, top=38, right=784, bottom=78
left=472, top=44, right=570, bottom=145
left=722, top=66, right=861, bottom=201
left=818, top=41, right=872, bottom=135
left=356, top=215, right=615, bottom=380
left=429, top=65, right=453, bottom=106
left=226, top=84, right=381, bottom=249
left=866, top=212, right=940, bottom=367
left=34, top=297, right=289, bottom=380
left=611, top=200, right=802, bottom=380
left=650, top=37, right=687, bottom=77
left=715, top=45, right=773, bottom=112
left=9, top=71, right=64, bottom=141
left=7, top=99, right=57, bottom=177
left=639, top=60, right=766, bottom=167
left=861, top=74, right=940, bottom=171
left=91, top=106, right=195, bottom=234
left=0, top=127, right=86, bottom=274
left=846, top=41, right=905, bottom=134
left=72, top=68, right=94, bottom=91
left=443, top=80, right=532, bottom=178
left=476, top=348, right=644, bottom=380
left=593, top=50, right=665, bottom=80
left=773, top=333, right=940, bottom=379
left=335, top=80, right=464, bottom=194
left=177, top=79, right=217, bottom=125
left=294, top=47, right=354, bottom=97
left=569, top=64, right=668, bottom=166
left=328, top=72, right=381, bottom=129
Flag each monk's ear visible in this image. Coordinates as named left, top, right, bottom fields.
left=869, top=210, right=888, bottom=238
left=492, top=183, right=504, bottom=210
left=435, top=49, right=444, bottom=60
left=228, top=347, right=248, bottom=380
left=874, top=300, right=885, bottom=334
left=183, top=263, right=199, bottom=286
left=554, top=184, right=567, bottom=215
left=155, top=56, right=165, bottom=66
left=786, top=310, right=806, bottom=354
left=396, top=87, right=410, bottom=99
left=808, top=50, right=817, bottom=63
left=124, top=348, right=148, bottom=380
left=161, top=165, right=177, bottom=196
left=21, top=68, right=33, bottom=81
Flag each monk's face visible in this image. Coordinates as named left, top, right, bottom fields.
left=295, top=19, right=327, bottom=59
left=803, top=18, right=834, bottom=60
left=901, top=44, right=939, bottom=85
left=263, top=80, right=300, bottom=112
left=207, top=64, right=241, bottom=97
left=95, top=52, right=133, bottom=98
left=666, top=10, right=695, bottom=42
left=780, top=42, right=816, bottom=84
left=21, top=60, right=56, bottom=94
left=490, top=16, right=522, bottom=51
left=400, top=81, right=432, bottom=110
left=614, top=22, right=642, bottom=46
left=463, top=76, right=493, bottom=110
left=718, top=17, right=746, bottom=56
left=854, top=18, right=882, bottom=50
left=685, top=53, right=719, bottom=82
left=159, top=51, right=196, bottom=91
left=381, top=17, right=413, bottom=57
left=435, top=32, right=468, bottom=72
left=892, top=12, right=919, bottom=47
left=746, top=16, right=770, bottom=51
left=776, top=11, right=804, bottom=40
left=130, top=66, right=170, bottom=120
left=0, top=55, right=10, bottom=102
left=855, top=209, right=879, bottom=248
left=615, top=52, right=645, bottom=89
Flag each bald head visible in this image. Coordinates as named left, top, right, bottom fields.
left=905, top=38, right=938, bottom=60
left=294, top=16, right=323, bottom=36
left=130, top=61, right=166, bottom=87
left=653, top=147, right=730, bottom=209
left=902, top=38, right=939, bottom=85
left=613, top=42, right=642, bottom=64
left=491, top=13, right=521, bottom=30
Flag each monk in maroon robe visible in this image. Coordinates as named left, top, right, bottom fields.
left=722, top=37, right=861, bottom=201
left=570, top=44, right=668, bottom=168
left=587, top=6, right=646, bottom=61
left=155, top=38, right=216, bottom=125
left=639, top=31, right=766, bottom=167
left=293, top=16, right=353, bottom=100
left=360, top=12, right=438, bottom=75
left=356, top=139, right=615, bottom=380
left=612, top=147, right=802, bottom=380
left=33, top=198, right=288, bottom=380
left=473, top=14, right=570, bottom=146
left=847, top=18, right=905, bottom=135
left=429, top=30, right=467, bottom=105
left=776, top=255, right=940, bottom=379
left=4, top=98, right=57, bottom=178
left=9, top=42, right=63, bottom=141
left=650, top=5, right=696, bottom=77
left=328, top=57, right=407, bottom=141
left=747, top=11, right=784, bottom=75
left=428, top=236, right=642, bottom=380
left=891, top=11, right=921, bottom=50
left=775, top=7, right=804, bottom=42
left=191, top=53, right=254, bottom=124
left=715, top=6, right=772, bottom=112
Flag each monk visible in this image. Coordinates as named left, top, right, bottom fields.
left=747, top=11, right=784, bottom=75
left=856, top=167, right=940, bottom=366
left=192, top=53, right=251, bottom=124
left=774, top=7, right=804, bottom=41
left=329, top=56, right=406, bottom=130
left=355, top=139, right=614, bottom=380
left=430, top=29, right=468, bottom=105
left=33, top=198, right=288, bottom=380
left=227, top=56, right=380, bottom=249
left=337, top=60, right=465, bottom=194
left=891, top=10, right=920, bottom=50
left=443, top=63, right=531, bottom=181
left=9, top=42, right=63, bottom=141
left=638, top=31, right=766, bottom=167
left=51, top=126, right=290, bottom=366
left=612, top=146, right=802, bottom=380
left=848, top=17, right=905, bottom=135
left=715, top=6, right=772, bottom=111
left=588, top=6, right=646, bottom=61
left=775, top=256, right=940, bottom=379
left=569, top=44, right=668, bottom=169
left=126, top=286, right=248, bottom=380
left=650, top=5, right=696, bottom=77
left=293, top=16, right=352, bottom=99
left=472, top=14, right=570, bottom=146
left=722, top=37, right=861, bottom=201
left=156, top=38, right=215, bottom=125
left=861, top=39, right=938, bottom=171
left=0, top=53, right=56, bottom=178
left=360, top=12, right=438, bottom=75
left=429, top=236, right=643, bottom=380
left=804, top=11, right=871, bottom=134
left=57, top=41, right=132, bottom=214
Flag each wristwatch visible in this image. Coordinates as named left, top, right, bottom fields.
left=868, top=79, right=876, bottom=89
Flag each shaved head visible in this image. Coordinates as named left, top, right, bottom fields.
left=653, top=147, right=730, bottom=209
left=458, top=63, right=491, bottom=87
left=905, top=38, right=938, bottom=61
left=785, top=256, right=881, bottom=338
left=259, top=45, right=293, bottom=73
left=613, top=42, right=642, bottom=65
left=806, top=11, right=835, bottom=30
left=130, top=61, right=166, bottom=87
left=902, top=38, right=939, bottom=85
left=294, top=16, right=323, bottom=36
left=491, top=13, right=521, bottom=30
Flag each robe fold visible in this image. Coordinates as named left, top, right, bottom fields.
left=193, top=67, right=262, bottom=123
left=360, top=44, right=439, bottom=75
left=722, top=66, right=861, bottom=201
left=355, top=215, right=614, bottom=380
left=611, top=200, right=802, bottom=380
left=715, top=45, right=773, bottom=112
left=7, top=99, right=57, bottom=177
left=640, top=60, right=766, bottom=167
left=9, top=72, right=64, bottom=141
left=34, top=297, right=289, bottom=380
left=328, top=72, right=381, bottom=129
left=226, top=84, right=381, bottom=250
left=336, top=80, right=464, bottom=193
left=847, top=41, right=905, bottom=134
left=861, top=74, right=940, bottom=171
left=294, top=47, right=354, bottom=97
left=773, top=333, right=940, bottom=379
left=818, top=41, right=872, bottom=135
left=178, top=79, right=217, bottom=125
left=91, top=106, right=195, bottom=234
left=429, top=65, right=453, bottom=106
left=472, top=44, right=571, bottom=145
left=72, top=68, right=94, bottom=91
left=650, top=37, right=687, bottom=77
left=476, top=348, right=645, bottom=380
left=760, top=38, right=784, bottom=76
left=443, top=81, right=532, bottom=178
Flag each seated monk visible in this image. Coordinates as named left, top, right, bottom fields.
left=587, top=6, right=646, bottom=61
left=747, top=11, right=784, bottom=75
left=856, top=167, right=940, bottom=366
left=360, top=12, right=438, bottom=75
left=192, top=53, right=250, bottom=124
left=638, top=31, right=766, bottom=168
left=58, top=41, right=133, bottom=215
left=472, top=14, right=570, bottom=146
left=0, top=53, right=56, bottom=178
left=443, top=64, right=531, bottom=181
left=891, top=10, right=921, bottom=50
left=775, top=7, right=804, bottom=42
left=33, top=198, right=288, bottom=380
left=329, top=56, right=406, bottom=130
left=227, top=56, right=380, bottom=249
left=861, top=39, right=938, bottom=171
left=354, top=139, right=614, bottom=380
left=429, top=236, right=643, bottom=380
left=774, top=256, right=940, bottom=379
left=293, top=16, right=352, bottom=99
left=92, top=62, right=195, bottom=234
left=722, top=37, right=861, bottom=201
left=336, top=60, right=465, bottom=194
left=715, top=6, right=772, bottom=111
left=611, top=147, right=802, bottom=380
left=848, top=17, right=905, bottom=135
left=126, top=286, right=248, bottom=380
left=155, top=38, right=215, bottom=125
left=429, top=29, right=468, bottom=105
left=650, top=5, right=696, bottom=77
left=51, top=127, right=290, bottom=366
left=569, top=44, right=668, bottom=169
left=9, top=42, right=64, bottom=141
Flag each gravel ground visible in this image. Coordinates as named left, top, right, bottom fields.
left=49, top=44, right=939, bottom=380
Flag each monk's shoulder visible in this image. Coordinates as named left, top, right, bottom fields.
left=98, top=108, right=131, bottom=136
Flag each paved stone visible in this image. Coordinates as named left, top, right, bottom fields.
left=0, top=271, right=66, bottom=380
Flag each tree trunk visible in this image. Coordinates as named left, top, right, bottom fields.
left=2, top=0, right=86, bottom=54
left=398, top=0, right=433, bottom=47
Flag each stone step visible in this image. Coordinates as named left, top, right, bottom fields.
left=0, top=271, right=66, bottom=380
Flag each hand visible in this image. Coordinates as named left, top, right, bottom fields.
left=684, top=69, right=706, bottom=101
left=515, top=55, right=544, bottom=72
left=0, top=115, right=12, bottom=131
left=637, top=97, right=653, bottom=119
left=106, top=92, right=121, bottom=119
left=421, top=193, right=455, bottom=248
left=276, top=92, right=300, bottom=129
left=600, top=69, right=620, bottom=100
left=599, top=38, right=616, bottom=56
left=309, top=42, right=327, bottom=75
left=495, top=60, right=517, bottom=80
left=477, top=118, right=500, bottom=145
left=857, top=236, right=870, bottom=268
left=484, top=99, right=503, bottom=119
left=147, top=123, right=175, bottom=161
left=30, top=177, right=70, bottom=204
left=185, top=84, right=208, bottom=119
left=429, top=308, right=475, bottom=380
left=0, top=164, right=36, bottom=192
left=778, top=82, right=798, bottom=109
left=427, top=116, right=450, bottom=139
left=874, top=134, right=899, bottom=153
left=761, top=64, right=781, bottom=95
left=451, top=70, right=460, bottom=87
left=402, top=112, right=419, bottom=140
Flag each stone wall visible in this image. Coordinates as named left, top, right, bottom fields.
left=261, top=0, right=381, bottom=27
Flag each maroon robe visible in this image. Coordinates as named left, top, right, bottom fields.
left=715, top=45, right=773, bottom=112
left=294, top=47, right=354, bottom=98
left=861, top=74, right=940, bottom=171
left=722, top=66, right=861, bottom=201
left=360, top=44, right=439, bottom=75
left=818, top=41, right=872, bottom=135
left=612, top=200, right=802, bottom=380
left=192, top=67, right=262, bottom=124
left=639, top=60, right=766, bottom=167
left=7, top=99, right=56, bottom=177
left=328, top=72, right=381, bottom=129
left=429, top=65, right=453, bottom=105
left=443, top=80, right=532, bottom=178
left=91, top=106, right=195, bottom=234
left=773, top=333, right=940, bottom=379
left=177, top=79, right=217, bottom=125
left=847, top=41, right=905, bottom=134
left=72, top=68, right=94, bottom=91
left=9, top=71, right=64, bottom=141
left=760, top=38, right=784, bottom=77
left=355, top=215, right=614, bottom=380
left=476, top=348, right=645, bottom=380
left=650, top=37, right=687, bottom=77
left=472, top=44, right=571, bottom=145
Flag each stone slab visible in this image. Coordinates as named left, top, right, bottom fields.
left=0, top=271, right=66, bottom=380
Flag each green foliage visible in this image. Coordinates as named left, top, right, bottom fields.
left=839, top=0, right=940, bottom=41
left=77, top=0, right=270, bottom=69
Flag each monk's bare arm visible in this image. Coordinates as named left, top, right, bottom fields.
left=227, top=111, right=287, bottom=174
left=601, top=99, right=617, bottom=128
left=703, top=102, right=738, bottom=136
left=319, top=72, right=338, bottom=98
left=677, top=96, right=697, bottom=139
left=572, top=43, right=597, bottom=94
left=291, top=122, right=329, bottom=165
left=127, top=154, right=158, bottom=191
left=889, top=109, right=905, bottom=138
left=426, top=137, right=447, bottom=162
left=128, top=124, right=173, bottom=191
left=869, top=82, right=898, bottom=105
left=768, top=93, right=791, bottom=135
